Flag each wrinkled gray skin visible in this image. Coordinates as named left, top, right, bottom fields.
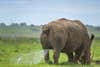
left=40, top=18, right=94, bottom=64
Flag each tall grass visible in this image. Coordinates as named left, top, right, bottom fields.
left=0, top=37, right=99, bottom=67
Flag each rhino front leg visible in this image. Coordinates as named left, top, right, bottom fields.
left=44, top=49, right=51, bottom=64
left=66, top=52, right=74, bottom=63
left=53, top=49, right=60, bottom=64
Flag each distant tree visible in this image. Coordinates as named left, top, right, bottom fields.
left=30, top=24, right=35, bottom=27
left=10, top=23, right=19, bottom=27
left=95, top=26, right=100, bottom=31
left=20, top=22, right=27, bottom=26
left=0, top=23, right=6, bottom=27
left=86, top=24, right=94, bottom=27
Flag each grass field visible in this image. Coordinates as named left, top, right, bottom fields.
left=0, top=37, right=100, bottom=67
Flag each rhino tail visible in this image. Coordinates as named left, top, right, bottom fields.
left=89, top=33, right=95, bottom=47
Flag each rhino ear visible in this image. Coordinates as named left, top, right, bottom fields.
left=42, top=24, right=49, bottom=32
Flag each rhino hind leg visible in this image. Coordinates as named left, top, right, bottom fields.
left=80, top=49, right=91, bottom=64
left=74, top=45, right=85, bottom=64
left=74, top=52, right=81, bottom=64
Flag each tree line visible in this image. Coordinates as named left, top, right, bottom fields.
left=0, top=22, right=35, bottom=27
left=0, top=22, right=100, bottom=31
left=86, top=25, right=100, bottom=31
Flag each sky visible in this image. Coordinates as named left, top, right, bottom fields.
left=0, top=0, right=100, bottom=26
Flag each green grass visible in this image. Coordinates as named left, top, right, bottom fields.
left=92, top=39, right=100, bottom=60
left=0, top=38, right=100, bottom=67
